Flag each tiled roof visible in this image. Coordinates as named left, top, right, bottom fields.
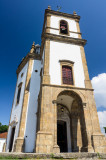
left=0, top=132, right=7, bottom=138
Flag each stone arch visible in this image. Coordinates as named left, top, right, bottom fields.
left=55, top=89, right=88, bottom=152
left=53, top=88, right=86, bottom=104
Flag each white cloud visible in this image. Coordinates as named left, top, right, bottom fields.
left=91, top=73, right=106, bottom=135
left=98, top=111, right=106, bottom=135
left=91, top=73, right=106, bottom=108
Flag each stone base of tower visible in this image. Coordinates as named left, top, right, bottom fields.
left=92, top=133, right=106, bottom=153
left=35, top=131, right=53, bottom=153
left=81, top=146, right=94, bottom=153
left=13, top=137, right=25, bottom=152
left=53, top=145, right=60, bottom=153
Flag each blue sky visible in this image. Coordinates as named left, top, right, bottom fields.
left=0, top=0, right=106, bottom=130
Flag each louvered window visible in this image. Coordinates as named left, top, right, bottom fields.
left=62, top=66, right=73, bottom=85
left=60, top=20, right=68, bottom=34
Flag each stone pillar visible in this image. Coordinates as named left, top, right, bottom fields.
left=92, top=133, right=106, bottom=153
left=35, top=131, right=53, bottom=153
left=71, top=115, right=82, bottom=152
left=14, top=59, right=33, bottom=152
left=13, top=137, right=25, bottom=152
left=81, top=102, right=94, bottom=152
left=82, top=90, right=106, bottom=153
left=52, top=101, right=60, bottom=153
left=77, top=118, right=82, bottom=152
left=42, top=40, right=50, bottom=84
left=75, top=19, right=82, bottom=39
left=46, top=13, right=51, bottom=33
left=35, top=86, right=54, bottom=153
left=2, top=142, right=6, bottom=152
left=86, top=90, right=106, bottom=153
left=42, top=11, right=51, bottom=84
left=80, top=46, right=92, bottom=89
left=86, top=132, right=94, bottom=152
left=87, top=90, right=101, bottom=133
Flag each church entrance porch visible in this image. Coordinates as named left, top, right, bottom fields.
left=36, top=88, right=94, bottom=153
left=35, top=86, right=106, bottom=153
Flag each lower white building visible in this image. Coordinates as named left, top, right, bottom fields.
left=0, top=132, right=7, bottom=152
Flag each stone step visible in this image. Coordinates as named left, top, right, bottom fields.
left=0, top=152, right=106, bottom=159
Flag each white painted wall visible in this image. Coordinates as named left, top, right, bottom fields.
left=0, top=138, right=6, bottom=152
left=6, top=58, right=41, bottom=153
left=50, top=15, right=78, bottom=38
left=24, top=59, right=41, bottom=152
left=49, top=41, right=85, bottom=88
left=6, top=63, right=28, bottom=151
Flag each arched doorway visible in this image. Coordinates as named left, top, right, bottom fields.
left=56, top=90, right=88, bottom=152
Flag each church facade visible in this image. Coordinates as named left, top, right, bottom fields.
left=6, top=7, right=106, bottom=153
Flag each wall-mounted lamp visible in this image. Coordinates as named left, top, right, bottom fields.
left=61, top=106, right=64, bottom=112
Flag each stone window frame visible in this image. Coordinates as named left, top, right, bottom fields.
left=59, top=60, right=75, bottom=86
left=59, top=20, right=70, bottom=36
left=16, top=82, right=23, bottom=106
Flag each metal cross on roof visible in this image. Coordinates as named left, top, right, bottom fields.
left=57, top=6, right=62, bottom=12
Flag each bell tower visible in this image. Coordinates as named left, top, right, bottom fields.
left=35, top=7, right=106, bottom=153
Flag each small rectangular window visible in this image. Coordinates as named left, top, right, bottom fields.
left=16, top=83, right=22, bottom=105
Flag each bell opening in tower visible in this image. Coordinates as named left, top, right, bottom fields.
left=60, top=20, right=68, bottom=34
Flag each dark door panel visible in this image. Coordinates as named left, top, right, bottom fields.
left=9, top=127, right=15, bottom=152
left=57, top=120, right=68, bottom=152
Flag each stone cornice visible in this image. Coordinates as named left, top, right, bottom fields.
left=46, top=26, right=82, bottom=35
left=45, top=9, right=80, bottom=21
left=42, top=33, right=87, bottom=46
left=42, top=83, right=94, bottom=91
left=16, top=53, right=41, bottom=75
left=59, top=60, right=74, bottom=64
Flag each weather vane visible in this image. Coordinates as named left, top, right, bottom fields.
left=57, top=6, right=62, bottom=12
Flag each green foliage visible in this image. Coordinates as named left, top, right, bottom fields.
left=0, top=122, right=8, bottom=133
left=0, top=156, right=27, bottom=159
left=50, top=153, right=55, bottom=158
left=0, top=156, right=18, bottom=159
left=97, top=152, right=102, bottom=159
left=103, top=127, right=106, bottom=133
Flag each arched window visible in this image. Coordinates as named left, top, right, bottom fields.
left=62, top=66, right=73, bottom=85
left=16, top=82, right=22, bottom=105
left=60, top=20, right=68, bottom=35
